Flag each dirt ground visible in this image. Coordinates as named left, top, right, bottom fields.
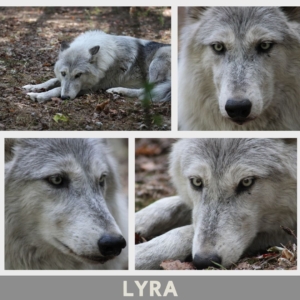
left=0, top=7, right=171, bottom=131
left=135, top=139, right=297, bottom=271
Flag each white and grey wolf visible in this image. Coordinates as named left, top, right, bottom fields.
left=135, top=139, right=297, bottom=269
left=178, top=7, right=300, bottom=130
left=5, top=138, right=128, bottom=270
left=23, top=30, right=171, bottom=103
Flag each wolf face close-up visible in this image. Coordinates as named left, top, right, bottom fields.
left=135, top=139, right=297, bottom=270
left=178, top=7, right=300, bottom=130
left=5, top=139, right=128, bottom=270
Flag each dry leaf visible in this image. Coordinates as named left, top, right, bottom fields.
left=136, top=144, right=162, bottom=156
left=160, top=260, right=196, bottom=270
left=281, top=248, right=295, bottom=261
left=95, top=100, right=110, bottom=112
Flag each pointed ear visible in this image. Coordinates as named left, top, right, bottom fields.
left=89, top=46, right=100, bottom=56
left=280, top=7, right=300, bottom=22
left=5, top=138, right=17, bottom=163
left=186, top=7, right=208, bottom=23
left=60, top=41, right=70, bottom=52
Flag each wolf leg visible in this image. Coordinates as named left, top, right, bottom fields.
left=135, top=195, right=191, bottom=238
left=106, top=85, right=170, bottom=102
left=27, top=87, right=62, bottom=103
left=23, top=78, right=60, bottom=92
left=106, top=87, right=144, bottom=98
left=135, top=225, right=194, bottom=270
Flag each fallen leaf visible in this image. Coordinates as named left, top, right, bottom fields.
left=136, top=144, right=162, bottom=156
left=160, top=260, right=196, bottom=270
left=281, top=248, right=295, bottom=261
left=95, top=100, right=110, bottom=112
left=53, top=113, right=69, bottom=123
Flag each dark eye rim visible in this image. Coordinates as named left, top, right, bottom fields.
left=189, top=176, right=203, bottom=190
left=61, top=71, right=66, bottom=77
left=46, top=174, right=68, bottom=188
left=236, top=176, right=256, bottom=193
left=256, top=41, right=274, bottom=53
left=75, top=72, right=83, bottom=79
left=211, top=42, right=226, bottom=54
left=99, top=173, right=107, bottom=187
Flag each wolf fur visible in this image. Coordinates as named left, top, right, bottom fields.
left=23, top=30, right=171, bottom=102
left=5, top=138, right=128, bottom=270
left=178, top=7, right=300, bottom=130
left=135, top=139, right=297, bottom=269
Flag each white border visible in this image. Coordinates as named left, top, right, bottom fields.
left=1, top=2, right=299, bottom=277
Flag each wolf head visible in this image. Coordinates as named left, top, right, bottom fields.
left=180, top=7, right=300, bottom=126
left=5, top=139, right=127, bottom=269
left=54, top=42, right=102, bottom=100
left=170, top=139, right=297, bottom=269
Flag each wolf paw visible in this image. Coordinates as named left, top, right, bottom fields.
left=26, top=93, right=48, bottom=103
left=106, top=88, right=123, bottom=95
left=23, top=84, right=38, bottom=92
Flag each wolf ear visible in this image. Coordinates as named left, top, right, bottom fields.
left=89, top=46, right=100, bottom=56
left=60, top=41, right=70, bottom=52
left=186, top=7, right=207, bottom=22
left=5, top=139, right=17, bottom=163
left=280, top=7, right=300, bottom=22
left=281, top=138, right=297, bottom=145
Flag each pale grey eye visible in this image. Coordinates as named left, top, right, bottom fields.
left=213, top=43, right=224, bottom=52
left=241, top=177, right=253, bottom=187
left=190, top=177, right=202, bottom=188
left=48, top=175, right=63, bottom=185
left=260, top=42, right=271, bottom=50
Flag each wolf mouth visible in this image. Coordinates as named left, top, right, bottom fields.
left=229, top=117, right=256, bottom=125
left=54, top=238, right=115, bottom=264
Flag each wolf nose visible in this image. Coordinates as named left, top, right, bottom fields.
left=61, top=95, right=70, bottom=100
left=193, top=254, right=222, bottom=270
left=98, top=234, right=126, bottom=257
left=225, top=99, right=252, bottom=120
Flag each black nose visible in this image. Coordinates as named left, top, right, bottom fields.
left=225, top=99, right=252, bottom=120
left=193, top=254, right=222, bottom=270
left=98, top=235, right=126, bottom=257
left=61, top=95, right=70, bottom=100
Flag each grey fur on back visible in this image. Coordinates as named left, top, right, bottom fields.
left=23, top=30, right=171, bottom=102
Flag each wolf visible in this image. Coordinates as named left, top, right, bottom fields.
left=23, top=30, right=171, bottom=102
left=135, top=139, right=297, bottom=269
left=178, top=7, right=300, bottom=130
left=5, top=138, right=128, bottom=270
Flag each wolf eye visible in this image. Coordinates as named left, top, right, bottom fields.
left=190, top=177, right=203, bottom=190
left=61, top=71, right=66, bottom=77
left=75, top=73, right=82, bottom=79
left=48, top=175, right=64, bottom=186
left=241, top=177, right=254, bottom=187
left=257, top=42, right=273, bottom=53
left=236, top=177, right=255, bottom=193
left=211, top=43, right=225, bottom=54
left=99, top=174, right=106, bottom=187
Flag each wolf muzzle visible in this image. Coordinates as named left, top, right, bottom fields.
left=98, top=234, right=127, bottom=257
left=225, top=99, right=252, bottom=124
left=193, top=253, right=222, bottom=269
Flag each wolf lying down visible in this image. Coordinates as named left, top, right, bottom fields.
left=135, top=139, right=297, bottom=270
left=5, top=138, right=128, bottom=270
left=23, top=30, right=171, bottom=103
